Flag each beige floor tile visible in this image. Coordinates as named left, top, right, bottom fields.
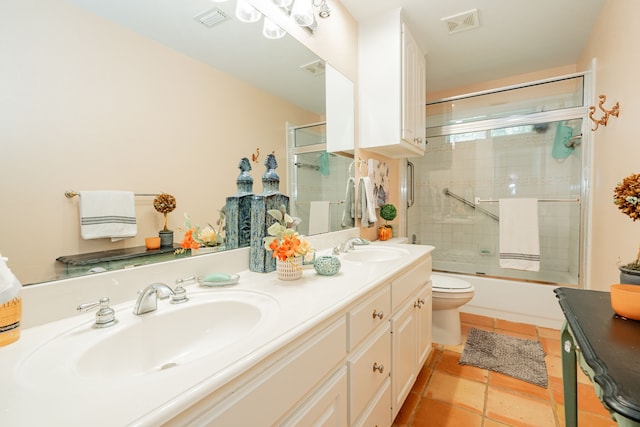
left=412, top=398, right=483, bottom=427
left=486, top=386, right=556, bottom=427
left=423, top=371, right=486, bottom=414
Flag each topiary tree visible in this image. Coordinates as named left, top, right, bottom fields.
left=379, top=204, right=397, bottom=228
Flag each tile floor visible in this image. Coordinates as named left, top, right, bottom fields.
left=392, top=312, right=617, bottom=427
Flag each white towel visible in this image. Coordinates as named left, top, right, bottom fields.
left=356, top=177, right=377, bottom=227
left=308, top=201, right=330, bottom=235
left=499, top=198, right=540, bottom=271
left=79, top=191, right=137, bottom=241
left=341, top=177, right=355, bottom=228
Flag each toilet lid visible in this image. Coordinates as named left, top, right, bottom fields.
left=431, top=275, right=474, bottom=291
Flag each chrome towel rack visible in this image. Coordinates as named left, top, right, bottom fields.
left=474, top=197, right=580, bottom=203
left=65, top=190, right=159, bottom=198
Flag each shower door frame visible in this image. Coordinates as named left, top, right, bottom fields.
left=403, top=71, right=593, bottom=288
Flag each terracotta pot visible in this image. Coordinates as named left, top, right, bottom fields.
left=378, top=226, right=392, bottom=241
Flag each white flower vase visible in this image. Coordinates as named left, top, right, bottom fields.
left=276, top=257, right=303, bottom=281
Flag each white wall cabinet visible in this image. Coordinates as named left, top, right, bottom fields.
left=326, top=63, right=355, bottom=154
left=168, top=257, right=431, bottom=427
left=358, top=9, right=426, bottom=158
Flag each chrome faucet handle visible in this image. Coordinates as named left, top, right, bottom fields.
left=171, top=285, right=188, bottom=304
left=77, top=297, right=118, bottom=329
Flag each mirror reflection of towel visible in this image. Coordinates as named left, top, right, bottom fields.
left=308, top=201, right=330, bottom=235
left=79, top=191, right=137, bottom=241
left=341, top=177, right=355, bottom=228
left=356, top=177, right=377, bottom=227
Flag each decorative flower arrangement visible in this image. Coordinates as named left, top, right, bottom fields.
left=263, top=205, right=312, bottom=263
left=175, top=210, right=226, bottom=254
left=614, top=173, right=640, bottom=270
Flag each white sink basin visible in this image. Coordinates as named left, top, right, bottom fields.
left=341, top=246, right=410, bottom=263
left=16, top=290, right=279, bottom=388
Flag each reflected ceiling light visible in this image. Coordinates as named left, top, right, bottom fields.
left=272, top=0, right=294, bottom=7
left=235, top=0, right=262, bottom=23
left=291, top=0, right=314, bottom=27
left=314, top=0, right=330, bottom=18
left=263, top=17, right=286, bottom=39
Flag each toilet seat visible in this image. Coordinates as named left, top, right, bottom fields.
left=431, top=274, right=474, bottom=293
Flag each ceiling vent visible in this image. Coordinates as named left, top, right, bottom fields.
left=195, top=7, right=230, bottom=28
left=441, top=9, right=479, bottom=34
left=300, top=59, right=326, bottom=76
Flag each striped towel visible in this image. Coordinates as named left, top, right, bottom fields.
left=499, top=198, right=540, bottom=271
left=79, top=191, right=137, bottom=241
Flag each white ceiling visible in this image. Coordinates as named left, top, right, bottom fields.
left=340, top=0, right=605, bottom=95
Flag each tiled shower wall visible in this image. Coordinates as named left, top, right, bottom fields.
left=408, top=120, right=582, bottom=285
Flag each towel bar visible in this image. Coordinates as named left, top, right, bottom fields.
left=65, top=190, right=158, bottom=198
left=474, top=197, right=580, bottom=203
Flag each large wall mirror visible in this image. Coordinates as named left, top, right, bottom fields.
left=1, top=0, right=354, bottom=286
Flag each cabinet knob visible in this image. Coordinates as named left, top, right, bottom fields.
left=372, top=362, right=384, bottom=373
left=372, top=309, right=384, bottom=320
left=414, top=298, right=426, bottom=308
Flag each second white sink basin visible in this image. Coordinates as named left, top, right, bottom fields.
left=16, top=290, right=280, bottom=388
left=341, top=246, right=409, bottom=263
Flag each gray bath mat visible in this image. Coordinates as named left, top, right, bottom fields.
left=459, top=328, right=548, bottom=387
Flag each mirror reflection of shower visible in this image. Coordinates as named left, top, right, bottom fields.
left=287, top=122, right=353, bottom=235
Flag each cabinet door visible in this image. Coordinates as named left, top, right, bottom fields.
left=401, top=23, right=418, bottom=145
left=416, top=285, right=432, bottom=369
left=391, top=299, right=418, bottom=418
left=326, top=63, right=355, bottom=153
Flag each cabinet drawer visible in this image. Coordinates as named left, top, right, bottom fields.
left=348, top=322, right=391, bottom=424
left=391, top=259, right=430, bottom=311
left=348, top=285, right=391, bottom=351
left=181, top=317, right=347, bottom=426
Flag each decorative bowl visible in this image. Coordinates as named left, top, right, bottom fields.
left=610, top=284, right=640, bottom=320
left=314, top=255, right=341, bottom=276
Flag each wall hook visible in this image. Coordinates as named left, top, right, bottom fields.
left=589, top=94, right=620, bottom=131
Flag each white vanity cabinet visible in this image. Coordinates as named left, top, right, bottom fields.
left=358, top=8, right=426, bottom=158
left=390, top=260, right=432, bottom=418
left=166, top=255, right=432, bottom=427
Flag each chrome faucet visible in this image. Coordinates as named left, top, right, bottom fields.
left=336, top=237, right=370, bottom=253
left=132, top=283, right=188, bottom=315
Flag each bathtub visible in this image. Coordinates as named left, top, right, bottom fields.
left=434, top=272, right=566, bottom=330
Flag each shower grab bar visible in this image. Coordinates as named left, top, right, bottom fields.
left=474, top=197, right=580, bottom=203
left=407, top=161, right=415, bottom=208
left=443, top=189, right=499, bottom=222
left=294, top=162, right=320, bottom=171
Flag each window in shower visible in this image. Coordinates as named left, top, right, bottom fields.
left=287, top=122, right=353, bottom=235
left=409, top=74, right=587, bottom=285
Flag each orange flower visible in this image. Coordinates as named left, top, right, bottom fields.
left=180, top=228, right=200, bottom=250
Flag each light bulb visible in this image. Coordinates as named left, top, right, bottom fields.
left=235, top=0, right=262, bottom=23
left=263, top=17, right=286, bottom=39
left=291, top=0, right=314, bottom=27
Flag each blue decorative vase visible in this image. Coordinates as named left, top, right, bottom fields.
left=225, top=157, right=254, bottom=250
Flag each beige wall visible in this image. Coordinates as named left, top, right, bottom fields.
left=577, top=0, right=640, bottom=290
left=0, top=0, right=322, bottom=284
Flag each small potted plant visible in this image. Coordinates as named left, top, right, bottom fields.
left=153, top=193, right=176, bottom=247
left=263, top=205, right=313, bottom=280
left=613, top=173, right=640, bottom=284
left=378, top=203, right=397, bottom=241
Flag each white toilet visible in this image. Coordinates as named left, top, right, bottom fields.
left=431, top=274, right=475, bottom=346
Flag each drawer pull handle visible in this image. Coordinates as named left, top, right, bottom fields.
left=372, top=309, right=384, bottom=320
left=413, top=298, right=425, bottom=308
left=372, top=362, right=384, bottom=373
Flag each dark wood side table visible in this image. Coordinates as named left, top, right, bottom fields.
left=554, top=287, right=640, bottom=427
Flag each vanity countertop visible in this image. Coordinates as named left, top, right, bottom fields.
left=0, top=242, right=433, bottom=426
